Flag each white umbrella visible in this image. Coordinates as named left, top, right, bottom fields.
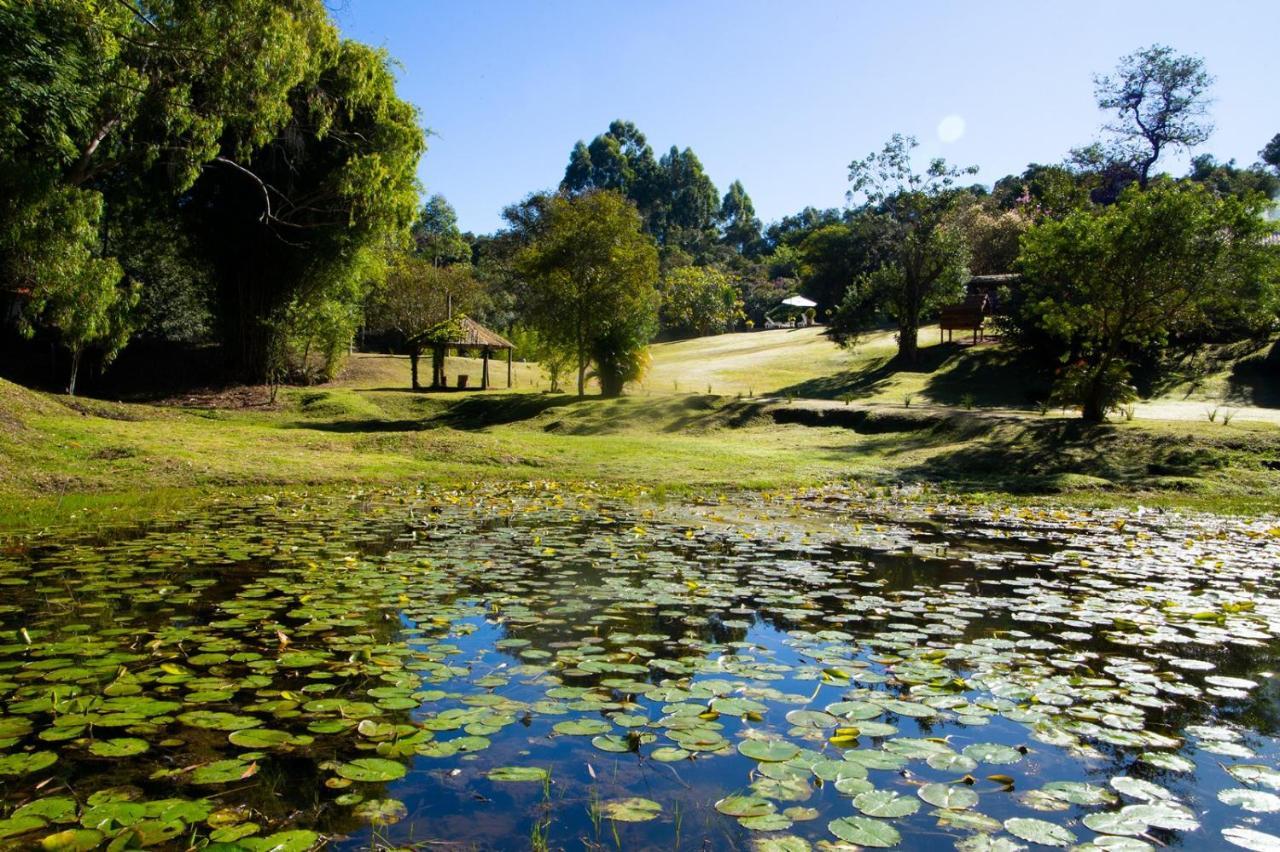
left=781, top=295, right=817, bottom=308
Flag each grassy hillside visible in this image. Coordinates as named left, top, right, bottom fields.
left=646, top=326, right=1280, bottom=422
left=2, top=328, right=1278, bottom=529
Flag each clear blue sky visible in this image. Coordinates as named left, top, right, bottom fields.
left=334, top=0, right=1279, bottom=235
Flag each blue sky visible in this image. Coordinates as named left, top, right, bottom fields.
left=334, top=0, right=1279, bottom=234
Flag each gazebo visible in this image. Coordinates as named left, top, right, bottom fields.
left=430, top=318, right=515, bottom=390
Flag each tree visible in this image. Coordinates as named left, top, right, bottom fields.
left=654, top=146, right=721, bottom=252
left=660, top=266, right=743, bottom=337
left=1094, top=45, right=1214, bottom=188
left=1260, top=134, right=1280, bottom=174
left=371, top=257, right=482, bottom=389
left=846, top=134, right=976, bottom=362
left=951, top=201, right=1031, bottom=275
left=188, top=38, right=423, bottom=381
left=1187, top=155, right=1280, bottom=201
left=516, top=191, right=659, bottom=397
left=1016, top=181, right=1279, bottom=421
left=720, top=181, right=762, bottom=255
left=0, top=0, right=335, bottom=390
left=3, top=187, right=135, bottom=395
left=412, top=196, right=472, bottom=267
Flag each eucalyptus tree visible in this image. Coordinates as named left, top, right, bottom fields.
left=846, top=134, right=976, bottom=363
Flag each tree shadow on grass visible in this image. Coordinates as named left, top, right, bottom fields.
left=1226, top=340, right=1280, bottom=407
left=921, top=348, right=1050, bottom=408
left=771, top=344, right=959, bottom=401
left=291, top=393, right=579, bottom=433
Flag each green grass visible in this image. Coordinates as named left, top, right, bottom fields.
left=2, top=330, right=1279, bottom=531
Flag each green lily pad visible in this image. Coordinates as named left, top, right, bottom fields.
left=334, top=758, right=406, bottom=782
left=487, top=766, right=549, bottom=782
left=0, top=751, right=57, bottom=776
left=601, top=797, right=661, bottom=822
left=1004, top=817, right=1076, bottom=847
left=88, top=737, right=149, bottom=757
left=828, top=815, right=901, bottom=848
left=919, top=783, right=979, bottom=810
left=739, top=739, right=801, bottom=762
left=854, top=789, right=920, bottom=818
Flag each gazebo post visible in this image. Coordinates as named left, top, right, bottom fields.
left=507, top=349, right=512, bottom=388
left=481, top=348, right=490, bottom=390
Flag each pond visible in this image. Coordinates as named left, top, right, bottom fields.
left=2, top=485, right=1280, bottom=851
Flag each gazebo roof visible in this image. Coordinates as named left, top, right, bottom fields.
left=440, top=317, right=514, bottom=350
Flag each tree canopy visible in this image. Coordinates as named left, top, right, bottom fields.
left=1093, top=44, right=1214, bottom=188
left=516, top=191, right=659, bottom=397
left=1016, top=181, right=1279, bottom=421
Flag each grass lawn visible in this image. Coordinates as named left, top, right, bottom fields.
left=2, top=328, right=1278, bottom=530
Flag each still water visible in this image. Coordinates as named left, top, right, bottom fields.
left=1, top=485, right=1279, bottom=850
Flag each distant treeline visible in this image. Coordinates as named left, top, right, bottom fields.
left=1, top=13, right=1277, bottom=418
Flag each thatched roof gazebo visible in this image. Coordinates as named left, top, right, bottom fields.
left=430, top=317, right=515, bottom=390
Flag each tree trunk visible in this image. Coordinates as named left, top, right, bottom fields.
left=1080, top=364, right=1110, bottom=423
left=409, top=347, right=421, bottom=390
left=897, top=317, right=919, bottom=363
left=577, top=348, right=586, bottom=397
left=67, top=348, right=82, bottom=397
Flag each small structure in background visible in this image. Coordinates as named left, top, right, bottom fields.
left=938, top=274, right=1017, bottom=344
left=765, top=295, right=819, bottom=329
left=430, top=318, right=515, bottom=390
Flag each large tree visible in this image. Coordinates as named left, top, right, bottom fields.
left=1016, top=181, right=1279, bottom=422
left=412, top=195, right=472, bottom=267
left=516, top=191, right=659, bottom=397
left=1093, top=45, right=1214, bottom=188
left=660, top=266, right=743, bottom=338
left=0, top=0, right=333, bottom=391
left=720, top=180, right=763, bottom=256
left=846, top=134, right=975, bottom=363
left=186, top=39, right=423, bottom=381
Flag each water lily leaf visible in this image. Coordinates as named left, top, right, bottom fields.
left=178, top=711, right=262, bottom=731
left=88, top=737, right=148, bottom=757
left=741, top=812, right=792, bottom=831
left=0, top=751, right=57, bottom=776
left=827, top=815, right=901, bottom=847
left=1227, top=764, right=1280, bottom=791
left=651, top=746, right=690, bottom=762
left=354, top=798, right=407, bottom=825
left=927, top=752, right=978, bottom=773
left=228, top=728, right=312, bottom=749
left=716, top=795, right=775, bottom=818
left=962, top=743, right=1023, bottom=765
left=1223, top=827, right=1280, bottom=851
left=854, top=789, right=919, bottom=818
left=919, top=783, right=978, bottom=810
left=334, top=758, right=406, bottom=782
left=38, top=828, right=104, bottom=851
left=1082, top=810, right=1148, bottom=836
left=1109, top=776, right=1174, bottom=803
left=1004, top=817, right=1076, bottom=847
left=739, top=740, right=801, bottom=762
left=751, top=836, right=811, bottom=851
left=192, top=759, right=259, bottom=784
left=0, top=815, right=45, bottom=840
left=1219, top=788, right=1280, bottom=813
left=239, top=828, right=320, bottom=851
left=601, top=797, right=661, bottom=822
left=1138, top=752, right=1194, bottom=773
left=553, top=718, right=611, bottom=736
left=487, top=766, right=548, bottom=782
left=15, top=797, right=78, bottom=824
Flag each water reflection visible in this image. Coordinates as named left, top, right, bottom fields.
left=0, top=489, right=1278, bottom=850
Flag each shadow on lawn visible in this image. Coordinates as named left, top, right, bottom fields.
left=771, top=342, right=1047, bottom=408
